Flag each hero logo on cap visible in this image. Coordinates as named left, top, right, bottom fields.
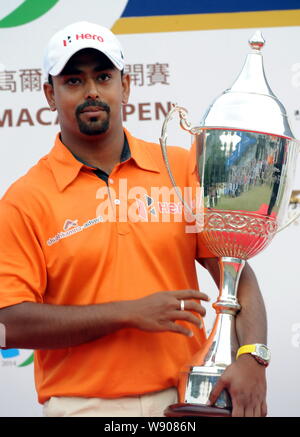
left=63, top=35, right=72, bottom=46
left=63, top=33, right=105, bottom=47
left=43, top=21, right=125, bottom=79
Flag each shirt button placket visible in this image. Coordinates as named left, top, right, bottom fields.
left=110, top=174, right=130, bottom=235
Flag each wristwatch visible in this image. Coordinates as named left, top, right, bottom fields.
left=236, top=343, right=271, bottom=367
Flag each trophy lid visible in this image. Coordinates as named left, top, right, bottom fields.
left=200, top=31, right=295, bottom=139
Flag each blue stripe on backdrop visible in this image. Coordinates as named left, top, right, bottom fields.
left=121, top=0, right=300, bottom=16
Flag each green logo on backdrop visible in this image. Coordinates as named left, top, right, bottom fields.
left=0, top=0, right=59, bottom=28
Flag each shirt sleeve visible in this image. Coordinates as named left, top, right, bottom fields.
left=0, top=200, right=46, bottom=309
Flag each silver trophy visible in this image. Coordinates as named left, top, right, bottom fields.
left=160, top=31, right=299, bottom=416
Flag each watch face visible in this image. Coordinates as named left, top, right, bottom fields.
left=258, top=345, right=270, bottom=361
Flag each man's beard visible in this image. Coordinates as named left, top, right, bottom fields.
left=75, top=100, right=111, bottom=136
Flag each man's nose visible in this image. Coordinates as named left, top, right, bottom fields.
left=84, top=79, right=100, bottom=100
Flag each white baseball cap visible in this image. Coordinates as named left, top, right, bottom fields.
left=43, top=21, right=125, bottom=78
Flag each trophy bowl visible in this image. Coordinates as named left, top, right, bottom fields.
left=160, top=31, right=299, bottom=416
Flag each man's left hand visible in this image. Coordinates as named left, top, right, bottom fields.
left=209, top=354, right=267, bottom=417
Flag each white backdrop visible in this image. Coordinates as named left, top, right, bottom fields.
left=0, top=0, right=300, bottom=417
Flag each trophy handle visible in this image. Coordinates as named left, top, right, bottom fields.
left=276, top=210, right=300, bottom=233
left=277, top=146, right=300, bottom=233
left=159, top=104, right=203, bottom=227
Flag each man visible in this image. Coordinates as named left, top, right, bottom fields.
left=0, top=21, right=268, bottom=417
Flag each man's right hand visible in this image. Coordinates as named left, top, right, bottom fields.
left=0, top=290, right=209, bottom=350
left=124, top=290, right=210, bottom=337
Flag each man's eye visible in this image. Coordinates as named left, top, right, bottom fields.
left=66, top=78, right=81, bottom=85
left=98, top=73, right=111, bottom=81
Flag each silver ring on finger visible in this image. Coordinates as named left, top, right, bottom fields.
left=180, top=299, right=185, bottom=311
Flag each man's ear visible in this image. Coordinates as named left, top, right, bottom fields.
left=121, top=73, right=130, bottom=105
left=43, top=82, right=56, bottom=112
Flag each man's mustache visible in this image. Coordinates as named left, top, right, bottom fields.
left=76, top=100, right=110, bottom=116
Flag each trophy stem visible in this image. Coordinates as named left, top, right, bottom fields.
left=204, top=257, right=245, bottom=366
left=165, top=257, right=245, bottom=417
left=214, top=257, right=245, bottom=317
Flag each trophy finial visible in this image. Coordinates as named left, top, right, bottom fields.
left=200, top=30, right=295, bottom=139
left=249, top=30, right=265, bottom=51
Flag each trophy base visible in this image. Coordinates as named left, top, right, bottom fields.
left=164, top=402, right=231, bottom=417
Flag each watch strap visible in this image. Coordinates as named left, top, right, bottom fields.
left=236, top=344, right=257, bottom=359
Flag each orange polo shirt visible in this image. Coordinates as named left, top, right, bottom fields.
left=0, top=129, right=212, bottom=404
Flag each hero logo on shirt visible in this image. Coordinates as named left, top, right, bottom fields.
left=136, top=194, right=183, bottom=221
left=136, top=195, right=157, bottom=220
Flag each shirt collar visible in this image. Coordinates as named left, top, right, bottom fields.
left=123, top=128, right=160, bottom=174
left=48, top=129, right=160, bottom=192
left=48, top=134, right=84, bottom=192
